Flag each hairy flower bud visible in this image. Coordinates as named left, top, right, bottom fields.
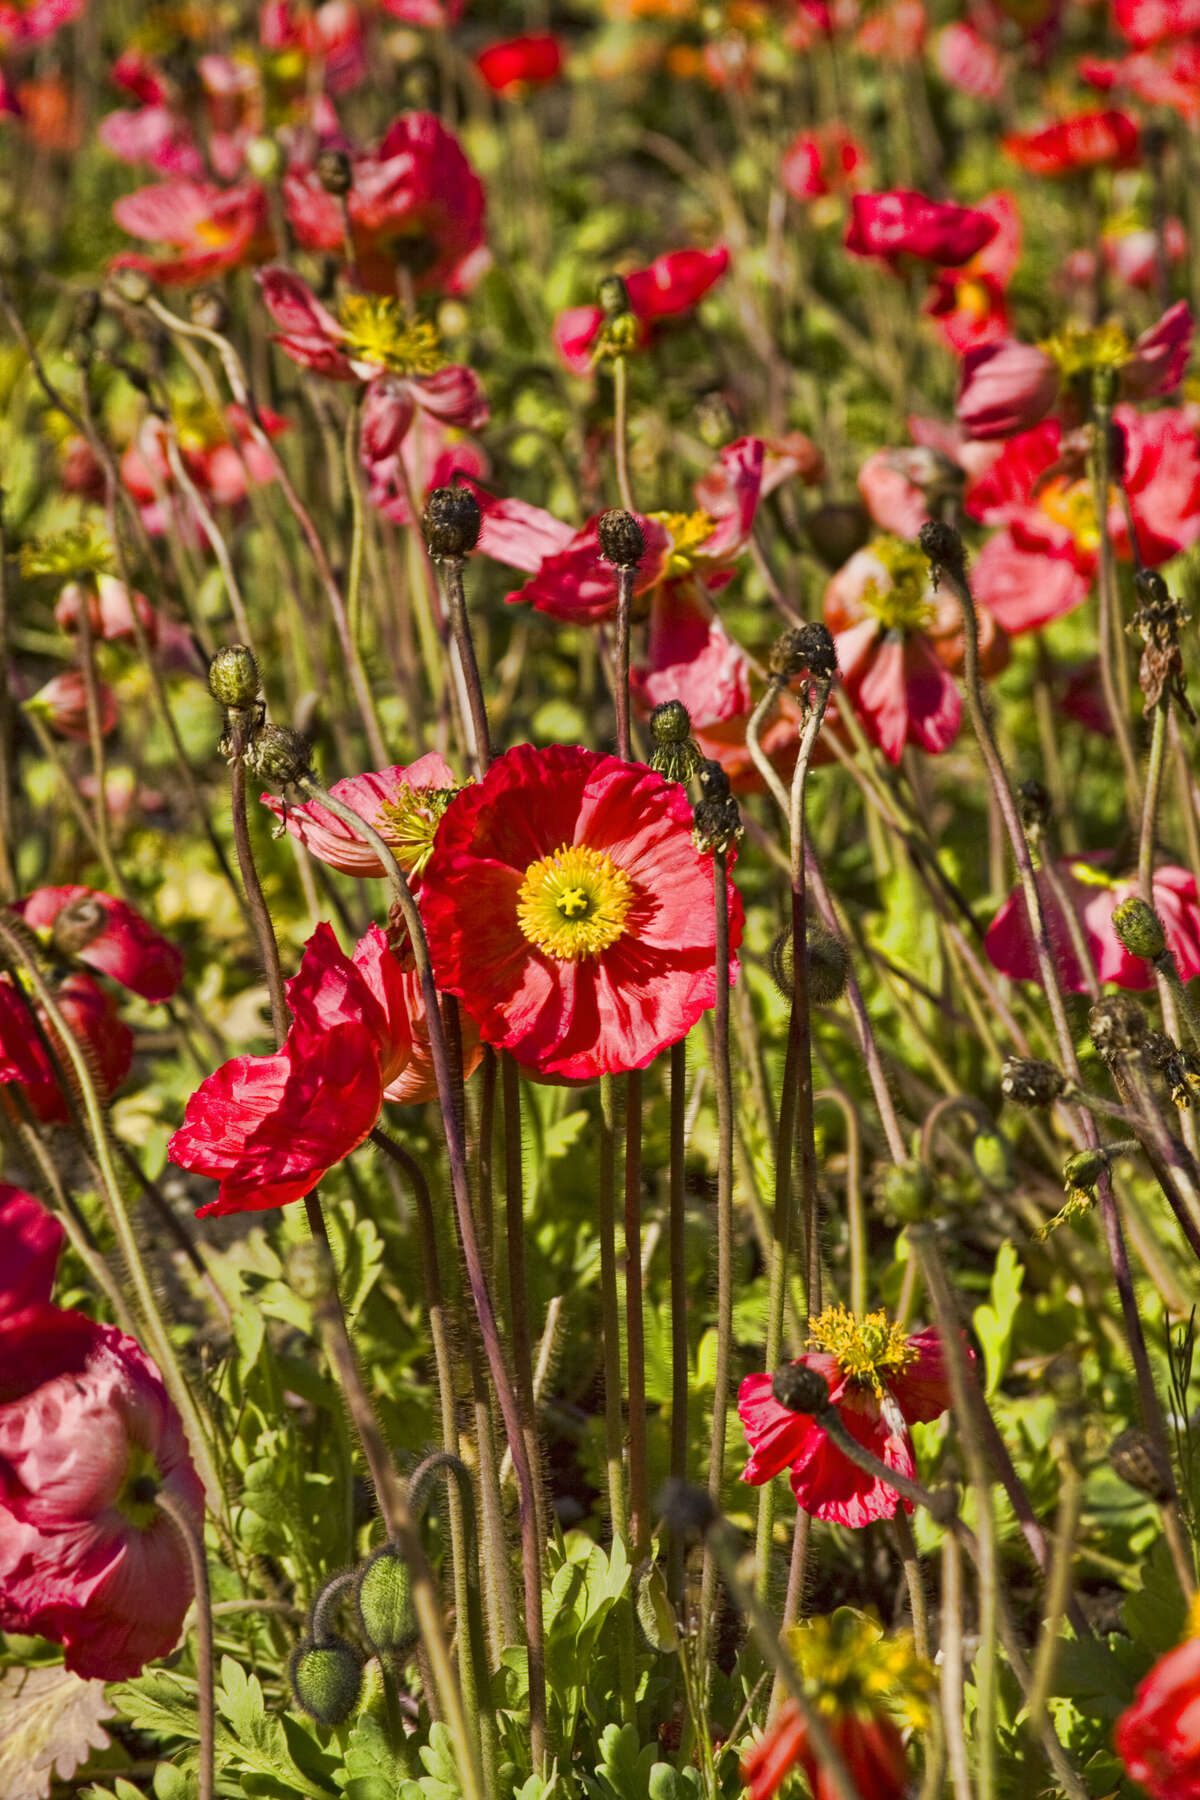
left=918, top=519, right=966, bottom=582
left=289, top=1638, right=362, bottom=1725
left=769, top=924, right=848, bottom=1006
left=208, top=644, right=260, bottom=711
left=598, top=274, right=630, bottom=319
left=1089, top=993, right=1148, bottom=1058
left=1109, top=1427, right=1173, bottom=1502
left=650, top=699, right=692, bottom=745
left=768, top=622, right=838, bottom=682
left=1110, top=896, right=1167, bottom=962
left=188, top=288, right=229, bottom=334
left=316, top=148, right=354, bottom=196
left=251, top=725, right=313, bottom=788
left=422, top=485, right=482, bottom=560
left=771, top=1361, right=832, bottom=1415
left=356, top=1545, right=418, bottom=1657
left=597, top=509, right=645, bottom=569
left=648, top=701, right=702, bottom=785
left=109, top=266, right=152, bottom=307
left=692, top=794, right=742, bottom=855
left=1062, top=1148, right=1108, bottom=1194
left=1017, top=779, right=1052, bottom=833
left=999, top=1056, right=1066, bottom=1108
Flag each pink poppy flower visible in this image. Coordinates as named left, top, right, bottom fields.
left=985, top=859, right=1200, bottom=993
left=110, top=178, right=272, bottom=285
left=121, top=398, right=288, bottom=538
left=0, top=1184, right=63, bottom=1318
left=23, top=669, right=118, bottom=741
left=738, top=1311, right=952, bottom=1528
left=1004, top=108, right=1140, bottom=176
left=54, top=573, right=201, bottom=673
left=1113, top=0, right=1200, bottom=47
left=965, top=405, right=1200, bottom=632
left=360, top=405, right=489, bottom=529
left=375, top=0, right=462, bottom=24
left=14, top=885, right=183, bottom=1003
left=262, top=751, right=457, bottom=879
left=0, top=0, right=85, bottom=47
left=260, top=0, right=367, bottom=97
left=1081, top=43, right=1200, bottom=125
left=845, top=190, right=999, bottom=267
left=934, top=21, right=1005, bottom=99
left=781, top=126, right=868, bottom=201
left=924, top=191, right=1021, bottom=353
left=552, top=245, right=729, bottom=375
left=283, top=112, right=487, bottom=295
left=0, top=971, right=133, bottom=1124
left=0, top=1303, right=204, bottom=1679
left=475, top=34, right=564, bottom=94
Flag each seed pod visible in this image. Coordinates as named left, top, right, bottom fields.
left=597, top=509, right=645, bottom=569
left=692, top=794, right=741, bottom=855
left=422, top=485, right=482, bottom=560
left=289, top=1638, right=362, bottom=1725
left=768, top=622, right=837, bottom=682
left=250, top=724, right=312, bottom=787
left=999, top=1057, right=1066, bottom=1109
left=1109, top=1427, right=1173, bottom=1502
left=208, top=644, right=260, bottom=711
left=1110, top=896, right=1167, bottom=962
left=1088, top=993, right=1148, bottom=1058
left=771, top=1361, right=831, bottom=1415
left=1016, top=779, right=1051, bottom=833
left=50, top=893, right=108, bottom=958
left=598, top=274, right=630, bottom=318
left=356, top=1544, right=418, bottom=1657
left=918, top=519, right=966, bottom=581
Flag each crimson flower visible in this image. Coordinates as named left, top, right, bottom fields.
left=419, top=744, right=743, bottom=1082
left=283, top=112, right=487, bottom=295
left=744, top=1704, right=907, bottom=1800
left=0, top=1301, right=204, bottom=1679
left=263, top=752, right=458, bottom=879
left=0, top=1183, right=63, bottom=1319
left=0, top=0, right=85, bottom=48
left=23, top=668, right=118, bottom=741
left=552, top=245, right=729, bottom=374
left=475, top=34, right=564, bottom=94
left=985, top=859, right=1200, bottom=994
left=1114, top=0, right=1200, bottom=43
left=1116, top=1635, right=1200, bottom=1799
left=1004, top=108, right=1140, bottom=175
left=924, top=191, right=1021, bottom=354
left=15, top=885, right=183, bottom=1002
left=845, top=190, right=1000, bottom=267
left=781, top=126, right=867, bottom=201
left=738, top=1308, right=952, bottom=1527
left=111, top=178, right=272, bottom=285
left=0, top=971, right=133, bottom=1123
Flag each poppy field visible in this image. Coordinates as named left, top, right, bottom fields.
left=6, top=0, right=1200, bottom=1796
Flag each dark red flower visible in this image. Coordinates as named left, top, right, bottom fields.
left=0, top=1303, right=204, bottom=1679
left=845, top=190, right=999, bottom=267
left=1003, top=108, right=1140, bottom=176
left=552, top=246, right=729, bottom=374
left=743, top=1702, right=909, bottom=1800
left=985, top=859, right=1200, bottom=993
left=1116, top=1635, right=1200, bottom=1799
left=475, top=34, right=564, bottom=94
left=0, top=971, right=133, bottom=1124
left=0, top=1184, right=63, bottom=1318
left=15, top=885, right=183, bottom=1002
left=419, top=744, right=743, bottom=1082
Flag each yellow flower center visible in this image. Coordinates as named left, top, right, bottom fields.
left=785, top=1607, right=933, bottom=1728
left=1067, top=859, right=1118, bottom=889
left=377, top=784, right=459, bottom=877
left=954, top=276, right=992, bottom=323
left=115, top=1441, right=161, bottom=1530
left=516, top=844, right=634, bottom=961
left=338, top=296, right=446, bottom=377
left=648, top=508, right=717, bottom=575
left=1037, top=477, right=1102, bottom=556
left=1039, top=320, right=1132, bottom=380
left=860, top=536, right=935, bottom=633
left=172, top=392, right=228, bottom=453
left=808, top=1305, right=915, bottom=1395
left=20, top=522, right=114, bottom=582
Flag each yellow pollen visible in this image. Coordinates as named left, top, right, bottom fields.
left=648, top=508, right=717, bottom=575
left=516, top=844, right=634, bottom=961
left=785, top=1608, right=933, bottom=1729
left=377, top=783, right=459, bottom=877
left=1039, top=319, right=1132, bottom=380
left=338, top=295, right=446, bottom=376
left=808, top=1304, right=915, bottom=1395
left=1037, top=477, right=1103, bottom=556
left=860, top=536, right=935, bottom=633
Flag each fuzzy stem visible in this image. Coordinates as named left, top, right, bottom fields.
left=1089, top=399, right=1143, bottom=816
left=157, top=1488, right=214, bottom=1800
left=891, top=1503, right=929, bottom=1660
left=612, top=355, right=635, bottom=511
left=668, top=1039, right=689, bottom=1608
left=440, top=556, right=492, bottom=776
left=501, top=1054, right=548, bottom=1559
left=613, top=564, right=634, bottom=762
left=624, top=1066, right=650, bottom=1560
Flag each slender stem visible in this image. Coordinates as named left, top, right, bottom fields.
left=157, top=1488, right=213, bottom=1800
left=1138, top=700, right=1169, bottom=902
left=815, top=1089, right=865, bottom=1317
left=1090, top=400, right=1143, bottom=816
left=440, top=557, right=492, bottom=776
left=754, top=1027, right=796, bottom=1597
left=624, top=1067, right=650, bottom=1560
left=891, top=1503, right=929, bottom=1660
left=668, top=1039, right=689, bottom=1608
left=612, top=355, right=635, bottom=511
left=1027, top=1458, right=1083, bottom=1735
left=228, top=724, right=290, bottom=1042
left=344, top=401, right=368, bottom=652
left=613, top=564, right=634, bottom=762
left=501, top=1054, right=548, bottom=1558
left=940, top=1532, right=974, bottom=1800
left=74, top=593, right=118, bottom=890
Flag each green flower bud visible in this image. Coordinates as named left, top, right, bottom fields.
left=970, top=1126, right=1014, bottom=1192
left=356, top=1545, right=418, bottom=1657
left=208, top=644, right=260, bottom=711
left=1109, top=1427, right=1173, bottom=1502
left=250, top=724, right=312, bottom=788
left=598, top=274, right=630, bottom=319
left=878, top=1160, right=933, bottom=1224
left=245, top=136, right=285, bottom=182
left=1062, top=1148, right=1107, bottom=1194
left=289, top=1638, right=362, bottom=1726
left=1110, top=896, right=1167, bottom=962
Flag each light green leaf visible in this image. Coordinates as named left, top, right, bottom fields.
left=973, top=1241, right=1023, bottom=1398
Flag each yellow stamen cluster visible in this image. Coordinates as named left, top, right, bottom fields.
left=116, top=1441, right=161, bottom=1530
left=172, top=392, right=229, bottom=453
left=808, top=1304, right=915, bottom=1394
left=377, top=784, right=459, bottom=877
left=516, top=844, right=634, bottom=961
left=338, top=296, right=446, bottom=376
left=786, top=1608, right=933, bottom=1728
left=20, top=522, right=114, bottom=583
left=648, top=508, right=718, bottom=576
left=1038, top=477, right=1102, bottom=556
left=1040, top=320, right=1132, bottom=380
left=860, top=535, right=935, bottom=633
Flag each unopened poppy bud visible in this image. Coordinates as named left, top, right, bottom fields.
left=648, top=702, right=702, bottom=785
left=356, top=1545, right=418, bottom=1657
left=598, top=274, right=630, bottom=318
left=1089, top=992, right=1148, bottom=1057
left=918, top=519, right=966, bottom=581
left=188, top=288, right=229, bottom=334
left=1110, top=896, right=1167, bottom=962
left=1109, top=1427, right=1173, bottom=1502
left=768, top=622, right=837, bottom=682
left=1062, top=1148, right=1108, bottom=1194
left=1017, top=779, right=1051, bottom=832
left=252, top=724, right=313, bottom=787
left=245, top=135, right=284, bottom=182
left=771, top=1361, right=831, bottom=1415
left=208, top=644, right=260, bottom=711
left=692, top=794, right=741, bottom=855
left=598, top=509, right=645, bottom=569
left=422, top=485, right=481, bottom=560
left=657, top=1478, right=718, bottom=1537
left=50, top=893, right=108, bottom=958
left=999, top=1057, right=1066, bottom=1108
left=770, top=924, right=848, bottom=1006
left=289, top=1638, right=362, bottom=1725
left=316, top=148, right=354, bottom=196
left=110, top=266, right=152, bottom=306
left=879, top=1160, right=933, bottom=1223
left=650, top=699, right=692, bottom=746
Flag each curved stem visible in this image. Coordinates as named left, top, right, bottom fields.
left=157, top=1487, right=213, bottom=1800
left=612, top=355, right=635, bottom=511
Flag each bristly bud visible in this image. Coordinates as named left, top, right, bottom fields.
left=288, top=1638, right=362, bottom=1726
left=109, top=266, right=152, bottom=306
left=1109, top=1427, right=1174, bottom=1503
left=422, top=485, right=481, bottom=560
left=769, top=924, right=848, bottom=1006
left=1145, top=1031, right=1200, bottom=1108
left=208, top=644, right=260, bottom=711
left=1089, top=992, right=1148, bottom=1058
left=999, top=1056, right=1066, bottom=1109
left=650, top=699, right=692, bottom=746
left=656, top=1478, right=718, bottom=1537
left=250, top=724, right=312, bottom=787
left=1062, top=1148, right=1109, bottom=1194
left=188, top=288, right=229, bottom=334
left=50, top=894, right=108, bottom=959
left=771, top=1361, right=832, bottom=1415
left=696, top=758, right=732, bottom=801
left=878, top=1160, right=933, bottom=1224
left=356, top=1545, right=418, bottom=1657
left=597, top=509, right=645, bottom=570
left=598, top=274, right=630, bottom=319
left=1110, top=896, right=1167, bottom=962
left=315, top=148, right=354, bottom=196
left=1017, top=779, right=1052, bottom=833
left=918, top=519, right=966, bottom=583
left=768, top=622, right=837, bottom=682
left=692, top=793, right=742, bottom=856
left=648, top=701, right=702, bottom=785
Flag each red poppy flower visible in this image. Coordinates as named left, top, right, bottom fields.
left=1004, top=108, right=1140, bottom=175
left=0, top=972, right=133, bottom=1124
left=110, top=178, right=272, bottom=285
left=1116, top=1635, right=1200, bottom=1799
left=924, top=191, right=1020, bottom=353
left=283, top=112, right=487, bottom=295
left=1113, top=0, right=1200, bottom=48
left=551, top=245, right=729, bottom=374
left=738, top=1309, right=952, bottom=1527
left=120, top=401, right=288, bottom=534
left=0, top=1303, right=204, bottom=1679
left=985, top=859, right=1200, bottom=994
left=169, top=923, right=412, bottom=1216
left=23, top=669, right=118, bottom=741
left=475, top=34, right=564, bottom=94
left=965, top=405, right=1200, bottom=632
left=263, top=752, right=458, bottom=879
left=0, top=1183, right=63, bottom=1318
left=14, top=885, right=183, bottom=1002
left=781, top=126, right=868, bottom=201
left=0, top=0, right=85, bottom=47
left=743, top=1702, right=909, bottom=1800
left=260, top=0, right=367, bottom=97
left=845, top=190, right=999, bottom=267
left=1082, top=42, right=1200, bottom=125
left=419, top=744, right=743, bottom=1082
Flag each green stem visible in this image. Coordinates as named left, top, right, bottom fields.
left=668, top=1039, right=689, bottom=1609
left=624, top=1067, right=650, bottom=1561
left=157, top=1487, right=214, bottom=1800
left=612, top=355, right=635, bottom=511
